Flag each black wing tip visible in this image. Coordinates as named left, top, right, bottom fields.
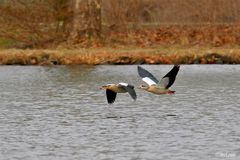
left=172, top=64, right=180, bottom=72
left=137, top=65, right=143, bottom=71
left=137, top=65, right=145, bottom=70
left=130, top=95, right=137, bottom=101
left=106, top=89, right=117, bottom=104
left=122, top=85, right=137, bottom=101
left=133, top=95, right=137, bottom=101
left=107, top=97, right=115, bottom=104
left=138, top=65, right=144, bottom=68
left=130, top=89, right=137, bottom=100
left=108, top=101, right=114, bottom=104
left=171, top=65, right=180, bottom=72
left=174, top=64, right=180, bottom=68
left=137, top=66, right=144, bottom=77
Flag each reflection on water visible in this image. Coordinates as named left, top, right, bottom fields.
left=0, top=65, right=240, bottom=160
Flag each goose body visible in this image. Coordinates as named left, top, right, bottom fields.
left=100, top=82, right=137, bottom=104
left=138, top=65, right=180, bottom=95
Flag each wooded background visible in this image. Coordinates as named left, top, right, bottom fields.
left=0, top=0, right=240, bottom=48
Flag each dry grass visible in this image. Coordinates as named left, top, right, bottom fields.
left=105, top=24, right=240, bottom=47
left=103, top=0, right=240, bottom=25
left=0, top=46, right=240, bottom=65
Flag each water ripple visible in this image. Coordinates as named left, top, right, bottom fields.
left=0, top=65, right=239, bottom=160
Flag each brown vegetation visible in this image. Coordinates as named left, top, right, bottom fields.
left=102, top=0, right=240, bottom=25
left=1, top=0, right=240, bottom=48
left=0, top=0, right=240, bottom=64
left=103, top=24, right=240, bottom=47
left=1, top=47, right=239, bottom=65
left=0, top=0, right=71, bottom=48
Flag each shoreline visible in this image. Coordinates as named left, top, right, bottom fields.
left=0, top=47, right=240, bottom=65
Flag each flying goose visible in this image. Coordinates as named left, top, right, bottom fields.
left=100, top=82, right=137, bottom=104
left=138, top=65, right=180, bottom=94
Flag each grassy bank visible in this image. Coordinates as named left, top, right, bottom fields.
left=0, top=25, right=240, bottom=65
left=0, top=46, right=240, bottom=65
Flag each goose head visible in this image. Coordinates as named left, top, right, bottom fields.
left=138, top=85, right=149, bottom=90
left=100, top=84, right=112, bottom=90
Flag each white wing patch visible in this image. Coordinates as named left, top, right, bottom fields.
left=142, top=77, right=157, bottom=86
left=119, top=82, right=128, bottom=86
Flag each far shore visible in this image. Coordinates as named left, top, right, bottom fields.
left=0, top=46, right=240, bottom=65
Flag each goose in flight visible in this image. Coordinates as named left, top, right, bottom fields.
left=138, top=65, right=180, bottom=94
left=100, top=82, right=137, bottom=104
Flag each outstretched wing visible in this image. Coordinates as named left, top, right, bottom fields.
left=137, top=66, right=159, bottom=86
left=119, top=83, right=137, bottom=100
left=159, top=65, right=180, bottom=89
left=106, top=89, right=117, bottom=104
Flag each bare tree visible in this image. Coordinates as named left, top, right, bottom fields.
left=1, top=0, right=240, bottom=48
left=69, top=0, right=102, bottom=42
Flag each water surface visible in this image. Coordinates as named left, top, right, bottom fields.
left=0, top=65, right=240, bottom=160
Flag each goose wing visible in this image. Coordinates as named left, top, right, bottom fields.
left=158, top=65, right=180, bottom=89
left=119, top=82, right=137, bottom=100
left=106, top=89, right=117, bottom=104
left=137, top=66, right=159, bottom=86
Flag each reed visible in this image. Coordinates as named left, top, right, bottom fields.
left=0, top=47, right=239, bottom=65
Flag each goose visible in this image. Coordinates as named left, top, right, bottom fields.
left=138, top=65, right=180, bottom=94
left=100, top=82, right=137, bottom=104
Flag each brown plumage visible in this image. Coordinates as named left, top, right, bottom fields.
left=138, top=65, right=180, bottom=95
left=100, top=82, right=137, bottom=104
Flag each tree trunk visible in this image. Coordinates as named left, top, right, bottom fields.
left=69, top=0, right=101, bottom=42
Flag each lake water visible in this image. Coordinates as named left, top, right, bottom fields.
left=0, top=65, right=240, bottom=160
